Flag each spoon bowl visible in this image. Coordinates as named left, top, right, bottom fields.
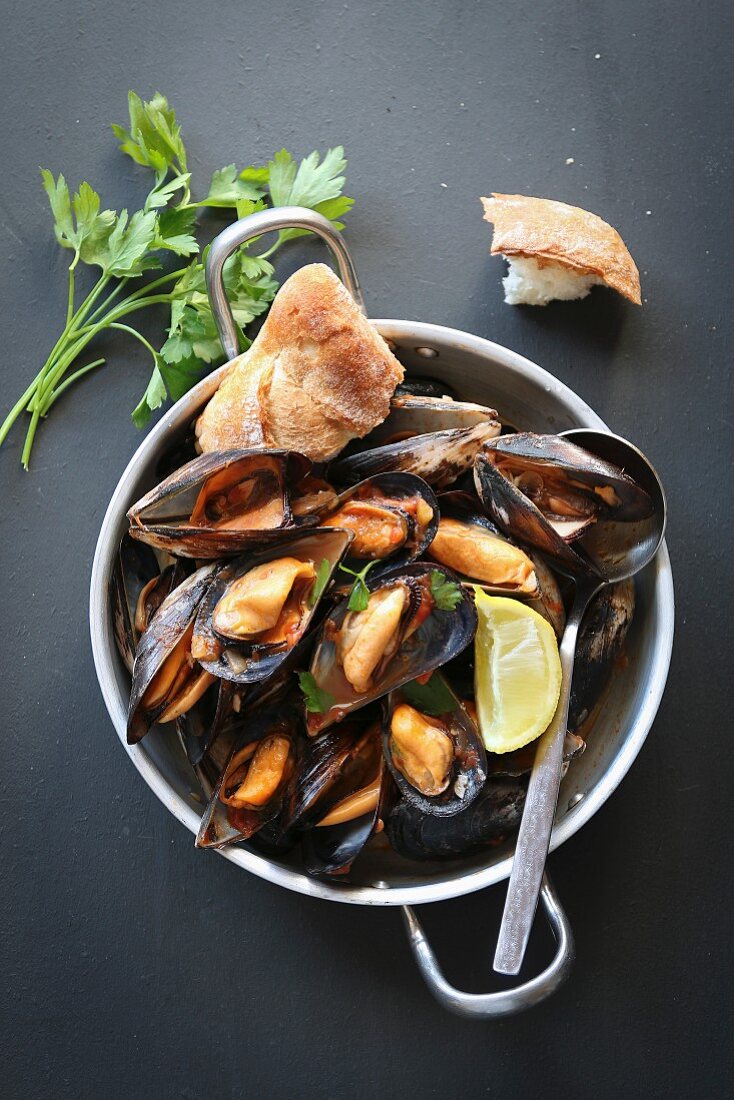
left=561, top=428, right=667, bottom=583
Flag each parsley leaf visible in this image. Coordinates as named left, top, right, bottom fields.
left=40, top=172, right=116, bottom=264
left=309, top=559, right=332, bottom=607
left=339, top=560, right=379, bottom=612
left=194, top=165, right=265, bottom=209
left=154, top=207, right=199, bottom=256
left=112, top=91, right=187, bottom=175
left=264, top=147, right=354, bottom=247
left=401, top=674, right=457, bottom=717
left=430, top=571, right=463, bottom=611
left=298, top=671, right=336, bottom=714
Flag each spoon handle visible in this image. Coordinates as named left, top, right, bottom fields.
left=493, top=581, right=599, bottom=976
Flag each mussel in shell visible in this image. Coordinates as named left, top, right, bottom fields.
left=196, top=710, right=299, bottom=849
left=386, top=777, right=527, bottom=861
left=127, top=565, right=218, bottom=744
left=313, top=472, right=438, bottom=577
left=191, top=528, right=353, bottom=684
left=569, top=579, right=635, bottom=731
left=305, top=564, right=477, bottom=735
left=329, top=421, right=501, bottom=491
left=383, top=673, right=487, bottom=816
left=474, top=434, right=653, bottom=574
left=427, top=492, right=538, bottom=596
left=127, top=449, right=309, bottom=558
left=111, top=536, right=165, bottom=673
left=298, top=722, right=388, bottom=878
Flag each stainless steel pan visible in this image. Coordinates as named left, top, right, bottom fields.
left=89, top=207, right=674, bottom=1017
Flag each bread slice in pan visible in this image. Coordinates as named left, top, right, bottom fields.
left=196, top=263, right=404, bottom=462
left=480, top=194, right=641, bottom=306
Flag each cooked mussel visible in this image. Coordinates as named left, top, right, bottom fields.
left=127, top=565, right=217, bottom=744
left=304, top=563, right=477, bottom=735
left=127, top=449, right=309, bottom=558
left=366, top=394, right=501, bottom=447
left=177, top=678, right=243, bottom=767
left=196, top=710, right=299, bottom=849
left=474, top=434, right=653, bottom=573
left=385, top=777, right=527, bottom=861
left=190, top=528, right=353, bottom=684
left=383, top=673, right=487, bottom=816
left=298, top=722, right=388, bottom=878
left=427, top=492, right=538, bottom=596
left=329, top=422, right=501, bottom=491
left=313, top=472, right=438, bottom=575
left=111, top=536, right=163, bottom=673
left=569, top=579, right=635, bottom=731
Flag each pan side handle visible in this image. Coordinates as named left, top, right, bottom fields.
left=402, top=873, right=574, bottom=1018
left=205, top=206, right=366, bottom=361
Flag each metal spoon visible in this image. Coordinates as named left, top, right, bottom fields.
left=493, top=429, right=667, bottom=976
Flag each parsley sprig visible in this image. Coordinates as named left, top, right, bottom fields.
left=0, top=91, right=354, bottom=468
left=429, top=571, right=463, bottom=611
left=339, top=560, right=379, bottom=612
left=298, top=671, right=336, bottom=714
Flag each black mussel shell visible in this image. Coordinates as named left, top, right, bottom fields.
left=127, top=564, right=217, bottom=744
left=366, top=394, right=500, bottom=447
left=192, top=528, right=353, bottom=684
left=300, top=730, right=387, bottom=879
left=569, top=579, right=635, bottom=731
left=487, top=731, right=585, bottom=777
left=177, top=678, right=244, bottom=767
left=382, top=674, right=486, bottom=817
left=195, top=709, right=301, bottom=849
left=111, top=536, right=161, bottom=673
left=305, top=563, right=478, bottom=735
left=385, top=777, right=527, bottom=861
left=395, top=376, right=457, bottom=401
left=127, top=449, right=310, bottom=558
left=329, top=422, right=501, bottom=491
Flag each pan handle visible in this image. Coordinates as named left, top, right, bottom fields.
left=205, top=206, right=366, bottom=361
left=402, top=873, right=574, bottom=1018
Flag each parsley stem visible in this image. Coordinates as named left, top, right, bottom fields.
left=66, top=267, right=75, bottom=327
left=40, top=359, right=106, bottom=413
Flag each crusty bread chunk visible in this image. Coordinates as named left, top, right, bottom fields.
left=481, top=194, right=641, bottom=306
left=196, top=263, right=404, bottom=462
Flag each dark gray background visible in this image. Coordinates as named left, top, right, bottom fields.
left=2, top=1, right=732, bottom=1097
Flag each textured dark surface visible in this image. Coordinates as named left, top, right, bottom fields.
left=1, top=2, right=732, bottom=1097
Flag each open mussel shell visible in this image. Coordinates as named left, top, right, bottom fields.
left=569, top=579, right=635, bottom=732
left=525, top=551, right=567, bottom=638
left=195, top=709, right=301, bottom=849
left=382, top=673, right=487, bottom=817
left=310, top=472, right=438, bottom=578
left=191, top=528, right=353, bottom=685
left=127, top=564, right=217, bottom=744
left=428, top=491, right=540, bottom=597
left=487, top=434, right=654, bottom=522
left=329, top=421, right=501, bottom=491
left=305, top=563, right=478, bottom=736
left=474, top=449, right=593, bottom=574
left=299, top=723, right=388, bottom=879
left=366, top=394, right=501, bottom=447
left=385, top=776, right=527, bottom=861
left=127, top=449, right=310, bottom=558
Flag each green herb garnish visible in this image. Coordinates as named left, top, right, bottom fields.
left=308, top=559, right=332, bottom=608
left=401, top=674, right=457, bottom=716
left=298, top=671, right=336, bottom=714
left=0, top=90, right=354, bottom=468
left=339, top=560, right=379, bottom=612
left=430, top=571, right=463, bottom=611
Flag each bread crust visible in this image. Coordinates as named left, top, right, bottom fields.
left=195, top=263, right=404, bottom=461
left=481, top=194, right=641, bottom=304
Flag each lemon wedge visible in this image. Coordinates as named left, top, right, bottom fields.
left=473, top=591, right=562, bottom=754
